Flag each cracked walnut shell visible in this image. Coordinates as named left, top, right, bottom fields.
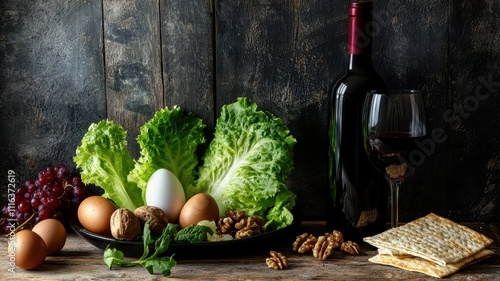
left=134, top=206, right=169, bottom=235
left=110, top=208, right=141, bottom=241
left=266, top=251, right=288, bottom=270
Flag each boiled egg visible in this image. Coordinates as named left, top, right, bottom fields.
left=179, top=193, right=219, bottom=228
left=12, top=230, right=47, bottom=269
left=77, top=196, right=117, bottom=237
left=32, top=218, right=66, bottom=255
left=145, top=168, right=185, bottom=223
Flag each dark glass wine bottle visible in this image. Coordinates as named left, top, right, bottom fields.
left=327, top=0, right=387, bottom=241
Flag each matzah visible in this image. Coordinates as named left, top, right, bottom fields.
left=369, top=249, right=494, bottom=278
left=363, top=213, right=494, bottom=265
left=377, top=248, right=412, bottom=258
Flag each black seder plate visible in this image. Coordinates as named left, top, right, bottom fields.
left=69, top=210, right=302, bottom=259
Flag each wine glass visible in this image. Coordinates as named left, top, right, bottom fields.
left=362, top=89, right=427, bottom=228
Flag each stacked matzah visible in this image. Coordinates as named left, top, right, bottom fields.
left=363, top=213, right=494, bottom=278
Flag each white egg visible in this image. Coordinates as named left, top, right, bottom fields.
left=145, top=168, right=186, bottom=223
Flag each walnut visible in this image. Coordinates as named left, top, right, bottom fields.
left=217, top=217, right=236, bottom=235
left=312, top=231, right=343, bottom=260
left=329, top=230, right=344, bottom=249
left=266, top=251, right=288, bottom=270
left=134, top=206, right=169, bottom=235
left=340, top=240, right=361, bottom=255
left=313, top=235, right=333, bottom=260
left=217, top=210, right=246, bottom=235
left=217, top=211, right=265, bottom=239
left=292, top=232, right=317, bottom=254
left=234, top=215, right=265, bottom=239
left=110, top=208, right=141, bottom=241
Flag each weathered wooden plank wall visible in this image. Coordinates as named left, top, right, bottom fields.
left=374, top=1, right=451, bottom=219
left=448, top=0, right=500, bottom=221
left=0, top=1, right=106, bottom=177
left=1, top=0, right=499, bottom=222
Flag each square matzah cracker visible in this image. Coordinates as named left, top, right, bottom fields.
left=369, top=249, right=494, bottom=278
left=363, top=213, right=494, bottom=265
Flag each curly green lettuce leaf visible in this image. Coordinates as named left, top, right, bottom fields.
left=189, top=97, right=296, bottom=230
left=127, top=106, right=206, bottom=201
left=263, top=187, right=296, bottom=231
left=74, top=120, right=143, bottom=210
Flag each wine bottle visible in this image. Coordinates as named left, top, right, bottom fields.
left=327, top=0, right=387, bottom=241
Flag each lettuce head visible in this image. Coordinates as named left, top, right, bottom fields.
left=128, top=106, right=206, bottom=201
left=74, top=107, right=205, bottom=211
left=74, top=120, right=143, bottom=210
left=188, top=98, right=297, bottom=230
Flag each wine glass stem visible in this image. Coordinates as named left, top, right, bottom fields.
left=388, top=180, right=400, bottom=228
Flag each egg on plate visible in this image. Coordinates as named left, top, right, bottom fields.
left=145, top=168, right=186, bottom=223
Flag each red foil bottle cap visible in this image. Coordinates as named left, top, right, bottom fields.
left=349, top=0, right=373, bottom=17
left=348, top=1, right=373, bottom=55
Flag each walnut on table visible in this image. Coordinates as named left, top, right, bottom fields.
left=293, top=229, right=360, bottom=260
left=312, top=235, right=334, bottom=260
left=312, top=230, right=344, bottom=260
left=340, top=240, right=361, bottom=255
left=292, top=232, right=317, bottom=254
left=266, top=251, right=288, bottom=270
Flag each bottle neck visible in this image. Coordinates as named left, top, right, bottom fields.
left=348, top=54, right=373, bottom=71
left=347, top=1, right=374, bottom=71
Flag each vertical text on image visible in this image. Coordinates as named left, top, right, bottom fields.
left=7, top=170, right=17, bottom=273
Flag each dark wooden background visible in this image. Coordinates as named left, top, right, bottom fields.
left=1, top=0, right=499, bottom=222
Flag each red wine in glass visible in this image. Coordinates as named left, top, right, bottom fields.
left=363, top=89, right=427, bottom=228
left=366, top=131, right=425, bottom=181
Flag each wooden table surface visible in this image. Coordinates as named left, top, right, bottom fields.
left=1, top=221, right=499, bottom=280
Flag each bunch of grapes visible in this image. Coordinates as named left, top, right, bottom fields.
left=1, top=163, right=89, bottom=234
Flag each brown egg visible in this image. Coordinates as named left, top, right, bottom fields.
left=12, top=230, right=47, bottom=270
left=32, top=219, right=66, bottom=255
left=77, top=196, right=117, bottom=237
left=179, top=193, right=219, bottom=228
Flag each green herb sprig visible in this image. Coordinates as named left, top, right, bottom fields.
left=103, top=219, right=176, bottom=276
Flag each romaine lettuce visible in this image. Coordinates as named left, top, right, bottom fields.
left=188, top=98, right=297, bottom=230
left=74, top=120, right=143, bottom=210
left=128, top=107, right=206, bottom=201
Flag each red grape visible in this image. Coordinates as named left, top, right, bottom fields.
left=16, top=186, right=28, bottom=195
left=38, top=206, right=52, bottom=220
left=0, top=163, right=90, bottom=234
left=18, top=200, right=31, bottom=213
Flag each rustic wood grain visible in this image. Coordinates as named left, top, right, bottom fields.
left=103, top=0, right=164, bottom=159
left=160, top=0, right=215, bottom=131
left=0, top=0, right=105, bottom=181
left=1, top=222, right=498, bottom=280
left=447, top=0, right=500, bottom=222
